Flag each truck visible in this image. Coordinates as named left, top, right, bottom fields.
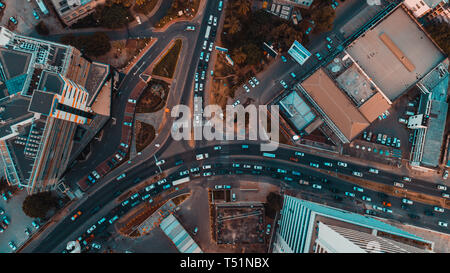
left=35, top=0, right=49, bottom=15
left=172, top=176, right=190, bottom=186
left=299, top=180, right=309, bottom=185
left=205, top=25, right=211, bottom=39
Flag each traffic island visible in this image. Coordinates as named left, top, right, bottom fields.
left=152, top=39, right=183, bottom=79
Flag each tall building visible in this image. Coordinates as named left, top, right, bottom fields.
left=272, top=195, right=434, bottom=253
left=50, top=0, right=106, bottom=27
left=0, top=27, right=110, bottom=194
left=404, top=0, right=450, bottom=23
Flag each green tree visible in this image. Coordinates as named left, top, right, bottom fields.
left=232, top=47, right=247, bottom=65
left=425, top=22, right=450, bottom=56
left=224, top=16, right=241, bottom=35
left=99, top=4, right=132, bottom=29
left=311, top=5, right=336, bottom=33
left=35, top=21, right=50, bottom=36
left=22, top=192, right=58, bottom=219
left=234, top=0, right=252, bottom=16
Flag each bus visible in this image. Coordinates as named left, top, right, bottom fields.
left=35, top=0, right=49, bottom=15
left=172, top=176, right=190, bottom=186
left=262, top=152, right=276, bottom=158
left=205, top=25, right=211, bottom=39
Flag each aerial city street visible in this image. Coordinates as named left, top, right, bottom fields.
left=0, top=0, right=448, bottom=260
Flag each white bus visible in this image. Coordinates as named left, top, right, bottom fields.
left=205, top=25, right=211, bottom=39
left=172, top=177, right=190, bottom=186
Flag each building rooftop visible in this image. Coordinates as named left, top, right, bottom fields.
left=38, top=71, right=65, bottom=94
left=300, top=69, right=370, bottom=141
left=28, top=90, right=55, bottom=115
left=278, top=90, right=316, bottom=132
left=159, top=214, right=203, bottom=253
left=0, top=48, right=31, bottom=81
left=85, top=62, right=110, bottom=106
left=346, top=6, right=445, bottom=100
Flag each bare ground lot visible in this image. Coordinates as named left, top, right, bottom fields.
left=215, top=204, right=265, bottom=246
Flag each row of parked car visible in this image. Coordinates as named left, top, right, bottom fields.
left=362, top=131, right=401, bottom=148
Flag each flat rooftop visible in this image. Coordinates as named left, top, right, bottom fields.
left=0, top=48, right=31, bottom=81
left=278, top=90, right=316, bottom=132
left=346, top=6, right=445, bottom=100
left=300, top=69, right=370, bottom=141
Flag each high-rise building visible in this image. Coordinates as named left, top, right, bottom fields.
left=272, top=195, right=434, bottom=253
left=50, top=0, right=106, bottom=27
left=0, top=27, right=110, bottom=194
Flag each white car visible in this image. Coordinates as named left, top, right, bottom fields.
left=353, top=186, right=364, bottom=192
left=402, top=198, right=413, bottom=205
left=438, top=221, right=448, bottom=228
left=128, top=99, right=136, bottom=103
left=196, top=153, right=209, bottom=160
left=442, top=192, right=450, bottom=198
left=87, top=224, right=97, bottom=234
left=202, top=40, right=207, bottom=50
left=369, top=168, right=379, bottom=174
left=232, top=100, right=240, bottom=108
left=394, top=182, right=404, bottom=188
left=310, top=162, right=319, bottom=168
left=352, top=171, right=363, bottom=177
left=362, top=196, right=371, bottom=202
left=434, top=206, right=444, bottom=213
left=214, top=146, right=222, bottom=150
left=208, top=42, right=214, bottom=52
left=338, top=162, right=347, bottom=167
left=403, top=177, right=412, bottom=182
left=437, top=185, right=447, bottom=191
left=208, top=15, right=213, bottom=25
left=156, top=159, right=166, bottom=166
left=243, top=84, right=250, bottom=92
left=248, top=79, right=255, bottom=88
left=213, top=16, right=217, bottom=26
left=202, top=164, right=212, bottom=170
left=252, top=77, right=259, bottom=85
left=443, top=170, right=448, bottom=180
left=312, top=184, right=322, bottom=190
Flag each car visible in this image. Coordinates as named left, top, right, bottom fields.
left=315, top=52, right=322, bottom=60
left=373, top=205, right=383, bottom=211
left=32, top=221, right=40, bottom=229
left=345, top=192, right=355, bottom=197
left=92, top=243, right=102, bottom=249
left=362, top=196, right=372, bottom=202
left=326, top=37, right=332, bottom=44
left=337, top=162, right=347, bottom=167
left=280, top=80, right=288, bottom=89
left=365, top=209, right=376, bottom=216
left=8, top=241, right=16, bottom=251
left=185, top=25, right=195, bottom=31
left=9, top=17, right=18, bottom=25
left=218, top=0, right=223, bottom=11
left=0, top=3, right=4, bottom=9
left=202, top=40, right=207, bottom=50
left=437, top=184, right=447, bottom=191
left=353, top=186, right=364, bottom=192
left=108, top=215, right=119, bottom=224
left=243, top=84, right=250, bottom=92
left=25, top=228, right=31, bottom=237
left=398, top=117, right=407, bottom=124
left=196, top=153, right=209, bottom=160
left=123, top=122, right=132, bottom=127
left=382, top=201, right=391, bottom=207
left=403, top=177, right=412, bottom=182
left=32, top=9, right=40, bottom=20
left=394, top=182, right=404, bottom=188
left=281, top=55, right=287, bottom=62
left=208, top=42, right=214, bottom=52
left=290, top=72, right=296, bottom=79
left=156, top=159, right=166, bottom=166
left=213, top=16, right=218, bottom=26
left=232, top=100, right=240, bottom=108
left=115, top=153, right=123, bottom=161
left=352, top=171, right=363, bottom=177
left=402, top=198, right=413, bottom=205
left=251, top=77, right=259, bottom=85
left=202, top=164, right=212, bottom=170
left=305, top=27, right=312, bottom=35
left=0, top=208, right=4, bottom=215
left=438, top=221, right=448, bottom=228
left=254, top=165, right=263, bottom=170
left=312, top=184, right=322, bottom=190
left=443, top=170, right=448, bottom=180
left=203, top=172, right=212, bottom=176
left=208, top=15, right=213, bottom=25
left=71, top=210, right=82, bottom=221
left=295, top=152, right=305, bottom=157
left=201, top=70, right=206, bottom=80
left=2, top=193, right=7, bottom=201
left=299, top=180, right=309, bottom=185
left=205, top=52, right=210, bottom=62
left=326, top=44, right=332, bottom=51
left=310, top=162, right=319, bottom=168
left=277, top=168, right=287, bottom=174
left=334, top=195, right=343, bottom=202
left=1, top=216, right=9, bottom=226
left=266, top=224, right=271, bottom=235
left=116, top=173, right=126, bottom=181
left=199, top=83, right=204, bottom=91
left=434, top=206, right=444, bottom=213
left=383, top=208, right=393, bottom=213
left=369, top=168, right=379, bottom=174
left=442, top=192, right=450, bottom=198
left=199, top=51, right=204, bottom=61
left=87, top=224, right=97, bottom=234
left=145, top=184, right=155, bottom=191
left=248, top=79, right=255, bottom=88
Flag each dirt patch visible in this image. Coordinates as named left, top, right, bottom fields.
left=155, top=0, right=200, bottom=28
left=172, top=193, right=191, bottom=206
left=94, top=38, right=151, bottom=70
left=135, top=79, right=169, bottom=113
left=134, top=121, right=155, bottom=153
left=152, top=39, right=182, bottom=78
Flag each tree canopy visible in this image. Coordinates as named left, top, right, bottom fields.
left=61, top=32, right=111, bottom=57
left=22, top=191, right=59, bottom=219
left=425, top=22, right=450, bottom=56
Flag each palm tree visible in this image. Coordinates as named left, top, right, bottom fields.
left=234, top=0, right=252, bottom=16
left=232, top=48, right=247, bottom=65
left=224, top=16, right=241, bottom=34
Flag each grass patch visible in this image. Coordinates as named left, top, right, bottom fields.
left=133, top=0, right=159, bottom=15
left=152, top=39, right=182, bottom=78
left=135, top=79, right=169, bottom=113
left=135, top=121, right=155, bottom=153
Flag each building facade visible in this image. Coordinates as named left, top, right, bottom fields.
left=272, top=195, right=434, bottom=253
left=404, top=0, right=450, bottom=23
left=0, top=27, right=110, bottom=194
left=50, top=0, right=106, bottom=27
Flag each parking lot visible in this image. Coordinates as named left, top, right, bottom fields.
left=0, top=189, right=39, bottom=253
left=0, top=0, right=64, bottom=35
left=344, top=89, right=422, bottom=166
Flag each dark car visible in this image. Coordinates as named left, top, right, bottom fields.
left=334, top=195, right=343, bottom=202
left=408, top=214, right=420, bottom=219
left=365, top=209, right=376, bottom=216
left=424, top=210, right=434, bottom=216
